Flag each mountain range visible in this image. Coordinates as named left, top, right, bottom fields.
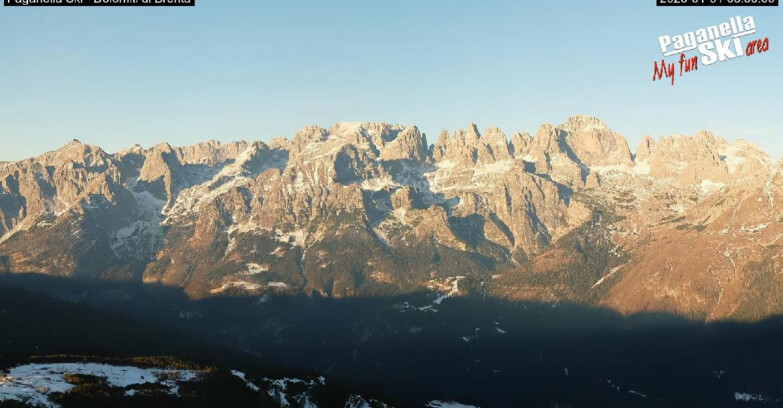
left=1, top=114, right=781, bottom=321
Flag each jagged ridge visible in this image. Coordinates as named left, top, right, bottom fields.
left=0, top=114, right=781, bottom=320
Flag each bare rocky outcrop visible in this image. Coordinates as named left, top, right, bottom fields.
left=560, top=115, right=633, bottom=168
left=1, top=116, right=781, bottom=320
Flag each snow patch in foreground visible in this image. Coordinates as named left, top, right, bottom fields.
left=0, top=363, right=199, bottom=408
left=230, top=370, right=260, bottom=392
left=427, top=401, right=480, bottom=408
left=734, top=392, right=769, bottom=402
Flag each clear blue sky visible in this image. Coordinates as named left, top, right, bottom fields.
left=0, top=0, right=780, bottom=161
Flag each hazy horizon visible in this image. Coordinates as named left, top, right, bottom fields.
left=4, top=114, right=779, bottom=163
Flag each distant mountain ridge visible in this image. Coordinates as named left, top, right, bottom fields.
left=1, top=114, right=781, bottom=320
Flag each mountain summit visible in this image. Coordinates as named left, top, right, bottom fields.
left=1, top=115, right=780, bottom=320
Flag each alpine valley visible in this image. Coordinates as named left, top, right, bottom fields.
left=3, top=115, right=783, bottom=407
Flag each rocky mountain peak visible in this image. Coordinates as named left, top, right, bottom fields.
left=150, top=142, right=175, bottom=153
left=432, top=124, right=488, bottom=166
left=2, top=116, right=782, bottom=322
left=34, top=139, right=109, bottom=169
left=294, top=125, right=328, bottom=144
left=635, top=135, right=656, bottom=162
left=563, top=114, right=608, bottom=132
left=559, top=115, right=632, bottom=168
left=465, top=122, right=481, bottom=143
left=481, top=127, right=512, bottom=161
left=637, top=132, right=727, bottom=184
left=509, top=132, right=533, bottom=158
left=532, top=123, right=562, bottom=152
left=116, top=144, right=145, bottom=156
left=379, top=125, right=427, bottom=163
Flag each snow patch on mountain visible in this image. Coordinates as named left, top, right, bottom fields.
left=242, top=263, right=269, bottom=275
left=740, top=223, right=769, bottom=233
left=475, top=159, right=513, bottom=175
left=110, top=180, right=166, bottom=260
left=592, top=266, right=623, bottom=289
left=277, top=228, right=308, bottom=247
left=430, top=276, right=465, bottom=305
left=361, top=177, right=398, bottom=191
left=209, top=280, right=290, bottom=294
left=700, top=180, right=725, bottom=195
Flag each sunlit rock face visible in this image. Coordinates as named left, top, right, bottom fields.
left=1, top=116, right=781, bottom=320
